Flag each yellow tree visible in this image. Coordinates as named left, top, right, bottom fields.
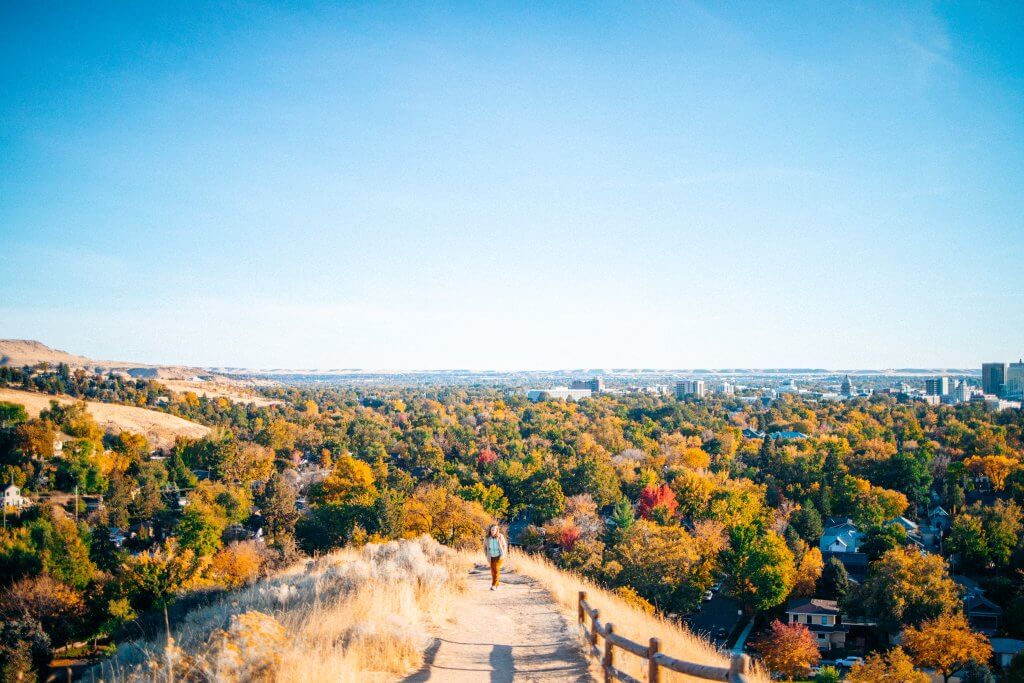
left=902, top=612, right=992, bottom=683
left=750, top=619, right=819, bottom=680
left=964, top=455, right=1018, bottom=491
left=846, top=647, right=928, bottom=683
left=315, top=453, right=378, bottom=506
left=792, top=545, right=823, bottom=597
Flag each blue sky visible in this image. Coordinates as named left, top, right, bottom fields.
left=1, top=2, right=1021, bottom=370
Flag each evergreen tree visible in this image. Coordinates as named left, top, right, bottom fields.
left=259, top=472, right=299, bottom=542
left=818, top=556, right=849, bottom=601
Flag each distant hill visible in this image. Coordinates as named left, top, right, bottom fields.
left=0, top=340, right=280, bottom=405
left=0, top=339, right=202, bottom=380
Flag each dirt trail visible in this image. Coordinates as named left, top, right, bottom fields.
left=402, top=563, right=594, bottom=683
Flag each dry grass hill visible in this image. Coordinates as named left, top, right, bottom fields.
left=0, top=339, right=279, bottom=407
left=0, top=387, right=210, bottom=448
left=93, top=537, right=761, bottom=683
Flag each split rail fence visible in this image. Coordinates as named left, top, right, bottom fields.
left=577, top=591, right=754, bottom=683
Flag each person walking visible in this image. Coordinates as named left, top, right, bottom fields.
left=483, top=523, right=508, bottom=590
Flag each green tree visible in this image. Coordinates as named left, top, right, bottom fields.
left=817, top=556, right=849, bottom=601
left=0, top=402, right=27, bottom=429
left=175, top=503, right=224, bottom=556
left=849, top=547, right=960, bottom=633
left=789, top=505, right=823, bottom=543
left=722, top=523, right=795, bottom=613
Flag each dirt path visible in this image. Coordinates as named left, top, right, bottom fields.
left=402, top=563, right=594, bottom=683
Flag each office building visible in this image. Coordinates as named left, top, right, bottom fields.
left=840, top=375, right=853, bottom=397
left=952, top=379, right=974, bottom=404
left=982, top=363, right=1009, bottom=397
left=570, top=377, right=605, bottom=393
left=719, top=381, right=735, bottom=396
left=925, top=377, right=950, bottom=397
left=675, top=379, right=706, bottom=399
left=1006, top=360, right=1024, bottom=401
left=527, top=387, right=592, bottom=402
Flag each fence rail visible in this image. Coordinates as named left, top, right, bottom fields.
left=577, top=591, right=754, bottom=683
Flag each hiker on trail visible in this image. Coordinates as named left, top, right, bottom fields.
left=483, top=523, right=508, bottom=590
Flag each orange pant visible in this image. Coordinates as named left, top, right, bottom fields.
left=489, top=556, right=503, bottom=586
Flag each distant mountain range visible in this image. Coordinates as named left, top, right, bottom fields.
left=2, top=340, right=979, bottom=379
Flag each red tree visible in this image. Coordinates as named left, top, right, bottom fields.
left=638, top=484, right=678, bottom=521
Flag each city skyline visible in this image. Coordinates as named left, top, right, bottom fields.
left=2, top=3, right=1022, bottom=370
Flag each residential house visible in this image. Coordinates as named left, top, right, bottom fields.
left=820, top=518, right=869, bottom=582
left=963, top=591, right=1002, bottom=635
left=768, top=430, right=808, bottom=441
left=3, top=484, right=28, bottom=510
left=928, top=506, right=951, bottom=533
left=991, top=639, right=1024, bottom=669
left=741, top=429, right=765, bottom=439
left=820, top=518, right=862, bottom=554
left=786, top=598, right=848, bottom=651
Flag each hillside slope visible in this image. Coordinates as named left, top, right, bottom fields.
left=92, top=537, right=761, bottom=683
left=0, top=388, right=210, bottom=448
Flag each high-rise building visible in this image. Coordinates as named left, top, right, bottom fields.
left=982, top=363, right=1008, bottom=397
left=1006, top=360, right=1024, bottom=401
left=675, top=380, right=706, bottom=399
left=840, top=375, right=853, bottom=397
left=925, top=377, right=950, bottom=397
left=952, top=379, right=974, bottom=404
left=719, top=381, right=735, bottom=396
left=570, top=377, right=605, bottom=393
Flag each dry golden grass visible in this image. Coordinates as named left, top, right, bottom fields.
left=0, top=388, right=210, bottom=448
left=96, top=536, right=472, bottom=682
left=508, top=549, right=768, bottom=683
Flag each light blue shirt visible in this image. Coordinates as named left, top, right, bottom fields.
left=487, top=537, right=502, bottom=558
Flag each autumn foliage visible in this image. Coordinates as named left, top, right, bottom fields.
left=750, top=619, right=819, bottom=680
left=638, top=483, right=678, bottom=521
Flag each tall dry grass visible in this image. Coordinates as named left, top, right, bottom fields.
left=508, top=549, right=767, bottom=683
left=96, top=535, right=471, bottom=682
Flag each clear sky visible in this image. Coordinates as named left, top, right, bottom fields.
left=1, top=2, right=1021, bottom=370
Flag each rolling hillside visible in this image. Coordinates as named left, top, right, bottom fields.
left=0, top=387, right=210, bottom=448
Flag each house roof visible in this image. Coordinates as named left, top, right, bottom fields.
left=889, top=516, right=919, bottom=530
left=3, top=484, right=19, bottom=494
left=991, top=639, right=1024, bottom=655
left=787, top=598, right=840, bottom=615
left=929, top=506, right=950, bottom=517
left=965, top=593, right=1003, bottom=615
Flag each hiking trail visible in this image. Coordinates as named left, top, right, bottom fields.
left=401, top=562, right=594, bottom=682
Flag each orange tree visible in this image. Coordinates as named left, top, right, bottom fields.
left=750, top=619, right=819, bottom=680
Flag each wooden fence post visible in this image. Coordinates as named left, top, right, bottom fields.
left=578, top=591, right=587, bottom=626
left=590, top=609, right=600, bottom=652
left=728, top=653, right=751, bottom=682
left=603, top=623, right=615, bottom=683
left=648, top=637, right=661, bottom=683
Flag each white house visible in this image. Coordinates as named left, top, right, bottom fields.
left=3, top=484, right=28, bottom=510
left=820, top=518, right=863, bottom=553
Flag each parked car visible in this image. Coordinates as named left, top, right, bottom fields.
left=714, top=627, right=728, bottom=641
left=703, top=590, right=714, bottom=601
left=836, top=656, right=864, bottom=668
left=711, top=582, right=723, bottom=592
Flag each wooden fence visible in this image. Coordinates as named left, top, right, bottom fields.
left=577, top=591, right=754, bottom=683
